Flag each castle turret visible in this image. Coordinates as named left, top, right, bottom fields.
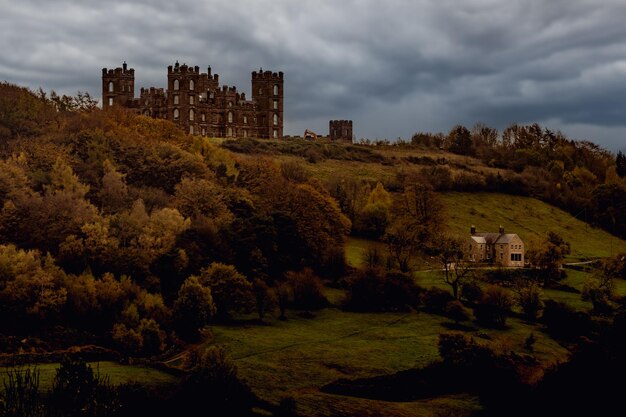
left=329, top=120, right=353, bottom=142
left=102, top=61, right=135, bottom=108
left=251, top=70, right=284, bottom=139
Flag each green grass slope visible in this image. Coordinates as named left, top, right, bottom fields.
left=441, top=192, right=626, bottom=260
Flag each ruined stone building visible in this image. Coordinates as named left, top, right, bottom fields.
left=329, top=120, right=353, bottom=142
left=102, top=61, right=284, bottom=139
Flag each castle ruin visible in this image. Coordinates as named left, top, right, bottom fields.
left=329, top=120, right=353, bottom=142
left=102, top=61, right=284, bottom=139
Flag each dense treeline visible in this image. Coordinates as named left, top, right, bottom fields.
left=411, top=123, right=626, bottom=238
left=0, top=82, right=350, bottom=351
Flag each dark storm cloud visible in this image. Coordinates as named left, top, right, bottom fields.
left=1, top=0, right=626, bottom=150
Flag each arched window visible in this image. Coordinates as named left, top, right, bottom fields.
left=174, top=95, right=179, bottom=105
left=173, top=108, right=179, bottom=119
left=201, top=113, right=206, bottom=122
left=243, top=130, right=247, bottom=138
left=189, top=109, right=194, bottom=121
left=227, top=127, right=233, bottom=137
left=243, top=116, right=247, bottom=124
left=273, top=129, right=278, bottom=138
left=273, top=114, right=278, bottom=125
left=173, top=79, right=179, bottom=90
left=273, top=84, right=279, bottom=95
left=228, top=112, right=233, bottom=123
left=189, top=126, right=194, bottom=134
left=189, top=79, right=195, bottom=90
left=201, top=128, right=206, bottom=136
left=108, top=97, right=113, bottom=106
left=108, top=81, right=114, bottom=92
left=189, top=95, right=194, bottom=105
left=258, top=88, right=263, bottom=95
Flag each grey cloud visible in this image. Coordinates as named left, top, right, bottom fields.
left=1, top=0, right=626, bottom=150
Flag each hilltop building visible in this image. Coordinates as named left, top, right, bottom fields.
left=466, top=226, right=525, bottom=267
left=102, top=61, right=284, bottom=139
left=329, top=120, right=353, bottom=142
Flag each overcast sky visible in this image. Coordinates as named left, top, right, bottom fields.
left=1, top=0, right=626, bottom=151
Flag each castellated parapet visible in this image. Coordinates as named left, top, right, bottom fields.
left=102, top=61, right=284, bottom=139
left=329, top=120, right=353, bottom=142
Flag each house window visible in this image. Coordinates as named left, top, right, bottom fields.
left=174, top=79, right=179, bottom=90
left=273, top=114, right=278, bottom=125
left=500, top=252, right=503, bottom=260
left=189, top=80, right=194, bottom=90
left=108, top=97, right=113, bottom=106
left=228, top=112, right=233, bottom=123
left=273, top=100, right=278, bottom=110
left=510, top=253, right=522, bottom=262
left=189, top=109, right=194, bottom=121
left=173, top=108, right=179, bottom=119
left=273, top=84, right=279, bottom=95
left=174, top=95, right=179, bottom=105
left=108, top=81, right=114, bottom=92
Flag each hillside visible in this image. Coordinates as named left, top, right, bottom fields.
left=440, top=192, right=626, bottom=260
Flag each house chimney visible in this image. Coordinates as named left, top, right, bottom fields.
left=499, top=225, right=504, bottom=234
left=470, top=225, right=476, bottom=235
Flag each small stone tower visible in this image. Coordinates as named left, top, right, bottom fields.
left=251, top=69, right=284, bottom=139
left=102, top=61, right=135, bottom=108
left=329, top=120, right=353, bottom=142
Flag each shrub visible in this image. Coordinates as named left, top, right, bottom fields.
left=542, top=300, right=593, bottom=340
left=47, top=357, right=119, bottom=417
left=474, top=286, right=513, bottom=328
left=345, top=268, right=421, bottom=312
left=286, top=268, right=328, bottom=310
left=0, top=367, right=44, bottom=417
left=516, top=283, right=544, bottom=321
left=177, top=346, right=254, bottom=415
left=444, top=300, right=471, bottom=325
left=422, top=287, right=455, bottom=314
left=461, top=280, right=483, bottom=303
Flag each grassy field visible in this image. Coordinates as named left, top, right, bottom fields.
left=0, top=361, right=177, bottom=391
left=209, top=293, right=568, bottom=417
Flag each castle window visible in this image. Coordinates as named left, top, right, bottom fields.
left=258, top=88, right=263, bottom=95
left=273, top=114, right=278, bottom=125
left=273, top=84, right=279, bottom=96
left=202, top=128, right=206, bottom=136
left=273, top=100, right=278, bottom=110
left=189, top=95, right=194, bottom=105
left=189, top=80, right=194, bottom=90
left=108, top=97, right=113, bottom=106
left=243, top=116, right=247, bottom=124
left=228, top=112, right=233, bottom=123
left=174, top=95, right=179, bottom=105
left=273, top=129, right=278, bottom=138
left=173, top=108, right=179, bottom=120
left=108, top=81, right=114, bottom=93
left=201, top=113, right=206, bottom=122
left=227, top=127, right=233, bottom=137
left=209, top=92, right=214, bottom=99
left=189, top=109, right=195, bottom=121
left=174, top=79, right=179, bottom=91
left=189, top=126, right=194, bottom=135
left=243, top=130, right=247, bottom=138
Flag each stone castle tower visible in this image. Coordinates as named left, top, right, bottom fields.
left=329, top=120, right=353, bottom=142
left=102, top=62, right=284, bottom=139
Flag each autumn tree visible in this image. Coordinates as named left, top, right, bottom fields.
left=526, top=231, right=570, bottom=284
left=356, top=182, right=392, bottom=238
left=198, top=263, right=254, bottom=320
left=432, top=235, right=473, bottom=299
left=173, top=276, right=216, bottom=340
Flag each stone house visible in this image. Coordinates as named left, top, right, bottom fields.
left=466, top=226, right=525, bottom=267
